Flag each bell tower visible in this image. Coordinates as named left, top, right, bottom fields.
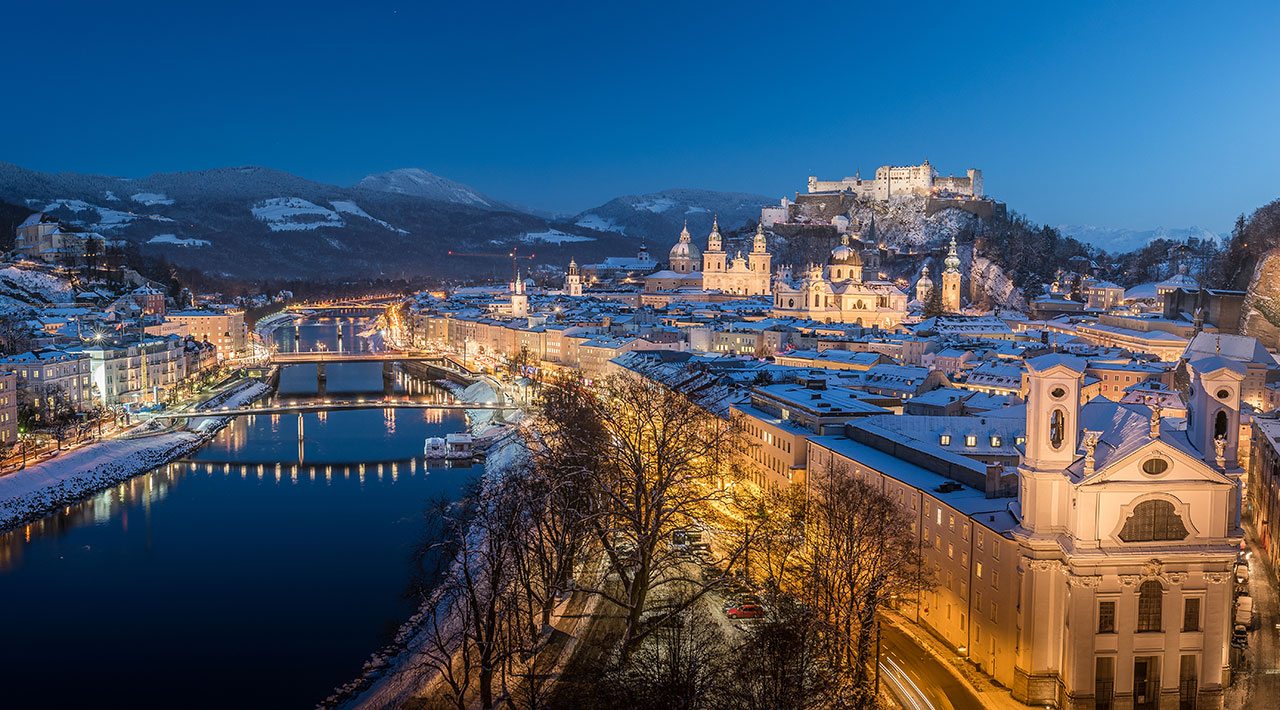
left=748, top=223, right=772, bottom=294
left=941, top=235, right=962, bottom=313
left=1019, top=354, right=1086, bottom=535
left=565, top=258, right=582, bottom=297
left=1187, top=354, right=1246, bottom=469
left=703, top=216, right=726, bottom=273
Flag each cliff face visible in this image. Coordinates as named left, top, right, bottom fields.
left=1240, top=248, right=1280, bottom=350
left=969, top=253, right=1026, bottom=310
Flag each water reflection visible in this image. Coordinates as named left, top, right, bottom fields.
left=0, top=323, right=485, bottom=708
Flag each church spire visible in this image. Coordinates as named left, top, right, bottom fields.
left=944, top=234, right=961, bottom=272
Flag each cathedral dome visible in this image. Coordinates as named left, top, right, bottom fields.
left=829, top=235, right=862, bottom=266
left=669, top=223, right=701, bottom=260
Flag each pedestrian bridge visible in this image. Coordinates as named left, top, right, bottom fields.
left=152, top=400, right=520, bottom=419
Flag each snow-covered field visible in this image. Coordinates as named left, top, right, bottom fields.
left=131, top=191, right=175, bottom=206
left=251, top=197, right=344, bottom=231
left=575, top=213, right=625, bottom=234
left=330, top=200, right=408, bottom=234
left=520, top=229, right=595, bottom=244
left=148, top=234, right=211, bottom=247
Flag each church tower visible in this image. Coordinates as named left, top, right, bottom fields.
left=915, top=264, right=933, bottom=303
left=941, top=235, right=961, bottom=312
left=748, top=223, right=772, bottom=290
left=702, top=216, right=726, bottom=273
left=510, top=269, right=528, bottom=318
left=565, top=258, right=582, bottom=297
left=1019, top=353, right=1086, bottom=534
left=1187, top=354, right=1246, bottom=469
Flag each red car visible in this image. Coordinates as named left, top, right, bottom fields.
left=726, top=604, right=765, bottom=620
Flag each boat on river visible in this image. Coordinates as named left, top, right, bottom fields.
left=424, top=433, right=476, bottom=460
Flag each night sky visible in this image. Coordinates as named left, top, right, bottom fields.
left=4, top=0, right=1278, bottom=228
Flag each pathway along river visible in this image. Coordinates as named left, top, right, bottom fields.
left=0, top=317, right=483, bottom=708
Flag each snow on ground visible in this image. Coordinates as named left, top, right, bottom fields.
left=0, top=264, right=76, bottom=309
left=0, top=431, right=203, bottom=529
left=574, top=213, right=626, bottom=234
left=634, top=196, right=677, bottom=213
left=685, top=206, right=709, bottom=214
left=148, top=234, right=211, bottom=247
left=330, top=200, right=408, bottom=234
left=130, top=192, right=175, bottom=206
left=1125, top=282, right=1159, bottom=300
left=520, top=229, right=595, bottom=244
left=103, top=190, right=120, bottom=201
left=0, top=380, right=271, bottom=529
left=251, top=197, right=344, bottom=232
left=39, top=198, right=155, bottom=230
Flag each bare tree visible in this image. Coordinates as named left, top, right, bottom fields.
left=577, top=372, right=756, bottom=659
left=722, top=594, right=830, bottom=710
left=798, top=463, right=930, bottom=707
left=595, top=606, right=731, bottom=710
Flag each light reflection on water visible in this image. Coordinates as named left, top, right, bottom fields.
left=0, top=325, right=482, bottom=708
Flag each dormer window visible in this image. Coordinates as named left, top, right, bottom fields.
left=965, top=435, right=977, bottom=447
left=939, top=435, right=951, bottom=446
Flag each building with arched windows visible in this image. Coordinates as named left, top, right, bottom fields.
left=770, top=234, right=909, bottom=326
left=807, top=352, right=1243, bottom=709
left=644, top=220, right=773, bottom=296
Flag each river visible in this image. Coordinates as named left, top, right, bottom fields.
left=0, top=319, right=481, bottom=708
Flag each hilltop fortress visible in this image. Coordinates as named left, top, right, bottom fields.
left=806, top=159, right=984, bottom=202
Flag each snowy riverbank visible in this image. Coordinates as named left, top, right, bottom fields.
left=0, top=379, right=271, bottom=531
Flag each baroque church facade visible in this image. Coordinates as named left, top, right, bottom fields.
left=645, top=219, right=772, bottom=296
left=770, top=233, right=909, bottom=327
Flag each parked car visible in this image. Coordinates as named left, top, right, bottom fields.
left=1236, top=563, right=1250, bottom=584
left=726, top=604, right=765, bottom=620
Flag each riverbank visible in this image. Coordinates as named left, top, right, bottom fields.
left=0, top=379, right=271, bottom=531
left=324, top=380, right=526, bottom=709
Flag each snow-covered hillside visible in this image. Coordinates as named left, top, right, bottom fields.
left=0, top=265, right=76, bottom=312
left=572, top=188, right=771, bottom=245
left=251, top=197, right=344, bottom=232
left=356, top=168, right=498, bottom=209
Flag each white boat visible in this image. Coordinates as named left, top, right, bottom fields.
left=444, top=433, right=474, bottom=459
left=423, top=437, right=447, bottom=458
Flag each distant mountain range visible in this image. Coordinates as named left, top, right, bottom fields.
left=572, top=188, right=771, bottom=244
left=1055, top=224, right=1223, bottom=253
left=0, top=160, right=1231, bottom=282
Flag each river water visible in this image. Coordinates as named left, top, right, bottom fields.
left=0, top=319, right=480, bottom=708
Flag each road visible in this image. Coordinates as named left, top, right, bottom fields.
left=1225, top=535, right=1280, bottom=707
left=880, top=622, right=985, bottom=710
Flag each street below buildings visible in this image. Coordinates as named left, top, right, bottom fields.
left=880, top=620, right=986, bottom=710
left=1225, top=534, right=1280, bottom=707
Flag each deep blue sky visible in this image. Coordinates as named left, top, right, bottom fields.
left=4, top=1, right=1277, bottom=230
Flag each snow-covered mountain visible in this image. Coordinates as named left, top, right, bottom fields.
left=571, top=188, right=772, bottom=245
left=0, top=162, right=628, bottom=280
left=356, top=168, right=504, bottom=209
left=1056, top=225, right=1223, bottom=253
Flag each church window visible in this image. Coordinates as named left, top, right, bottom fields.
left=1217, top=389, right=1230, bottom=400
left=1183, top=597, right=1201, bottom=632
left=1098, top=601, right=1116, bottom=633
left=1214, top=410, right=1228, bottom=439
left=1141, top=458, right=1169, bottom=475
left=1050, top=386, right=1066, bottom=399
left=1119, top=500, right=1189, bottom=542
left=1049, top=410, right=1065, bottom=449
left=1137, top=580, right=1163, bottom=632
